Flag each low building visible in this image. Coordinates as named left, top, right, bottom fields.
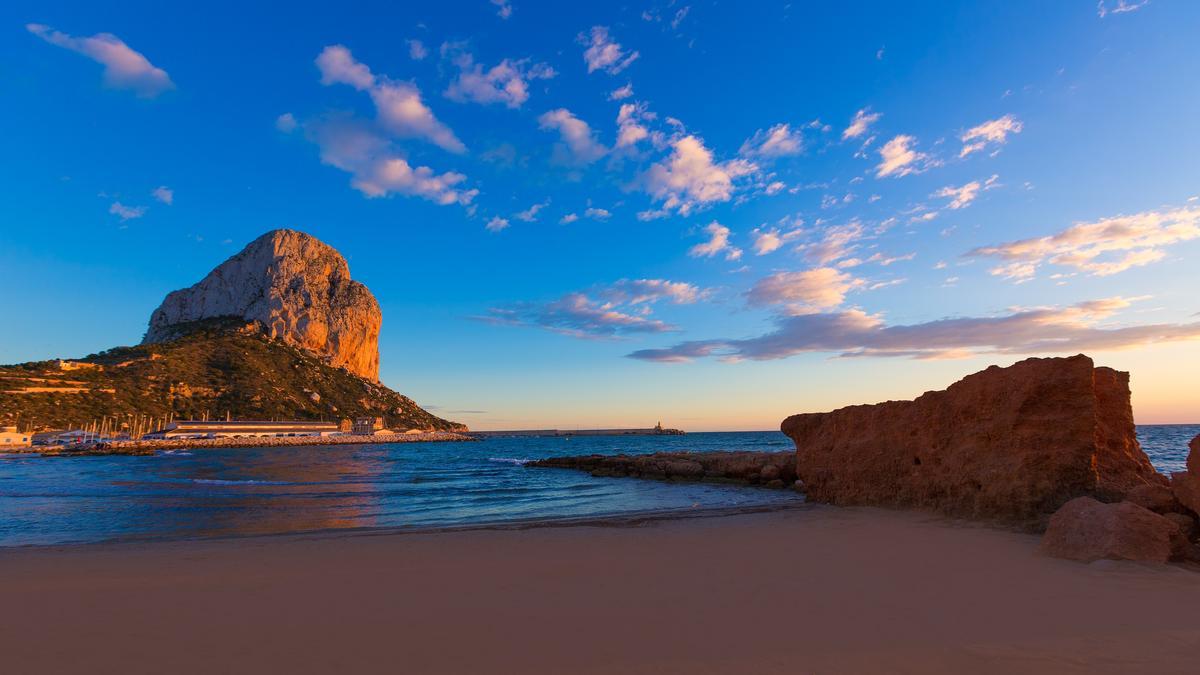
left=352, top=417, right=388, bottom=435
left=143, top=420, right=341, bottom=440
left=0, top=426, right=32, bottom=448
left=31, top=430, right=105, bottom=446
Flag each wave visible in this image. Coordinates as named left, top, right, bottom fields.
left=157, top=450, right=194, bottom=457
left=487, top=457, right=533, bottom=466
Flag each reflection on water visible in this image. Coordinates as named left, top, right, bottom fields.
left=1, top=426, right=1193, bottom=547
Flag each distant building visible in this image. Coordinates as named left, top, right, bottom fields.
left=352, top=417, right=388, bottom=435
left=143, top=420, right=340, bottom=440
left=0, top=426, right=32, bottom=448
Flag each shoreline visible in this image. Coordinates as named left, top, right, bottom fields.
left=4, top=506, right=1199, bottom=674
left=4, top=430, right=475, bottom=456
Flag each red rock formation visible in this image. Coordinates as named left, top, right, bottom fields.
left=781, top=355, right=1161, bottom=528
left=1039, top=497, right=1179, bottom=563
left=1171, top=434, right=1200, bottom=517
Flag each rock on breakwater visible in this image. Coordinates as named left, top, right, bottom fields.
left=529, top=451, right=798, bottom=488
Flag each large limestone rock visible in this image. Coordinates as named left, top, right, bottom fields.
left=1039, top=497, right=1179, bottom=563
left=144, top=230, right=381, bottom=380
left=1171, top=434, right=1200, bottom=516
left=781, top=355, right=1162, bottom=528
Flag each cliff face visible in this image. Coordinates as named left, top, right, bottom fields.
left=144, top=230, right=381, bottom=381
left=781, top=355, right=1162, bottom=529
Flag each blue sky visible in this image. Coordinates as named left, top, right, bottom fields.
left=2, top=0, right=1199, bottom=429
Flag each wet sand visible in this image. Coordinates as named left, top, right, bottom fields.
left=2, top=506, right=1198, bottom=674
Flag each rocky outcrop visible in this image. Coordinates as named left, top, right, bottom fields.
left=1039, top=497, right=1181, bottom=563
left=781, top=355, right=1162, bottom=529
left=144, top=230, right=381, bottom=380
left=529, top=451, right=798, bottom=488
left=1170, top=434, right=1200, bottom=518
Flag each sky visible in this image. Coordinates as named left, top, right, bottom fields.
left=1, top=0, right=1199, bottom=430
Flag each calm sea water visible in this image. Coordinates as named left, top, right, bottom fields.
left=0, top=426, right=1194, bottom=547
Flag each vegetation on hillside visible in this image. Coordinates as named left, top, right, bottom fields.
left=0, top=319, right=463, bottom=433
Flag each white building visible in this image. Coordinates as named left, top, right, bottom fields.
left=0, top=426, right=32, bottom=448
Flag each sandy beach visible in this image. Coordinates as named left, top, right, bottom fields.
left=3, top=505, right=1198, bottom=674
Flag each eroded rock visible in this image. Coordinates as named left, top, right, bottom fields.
left=781, top=355, right=1161, bottom=528
left=529, top=451, right=797, bottom=487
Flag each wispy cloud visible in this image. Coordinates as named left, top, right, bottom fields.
left=580, top=26, right=639, bottom=75
left=27, top=24, right=174, bottom=98
left=482, top=278, right=705, bottom=338
left=316, top=45, right=465, bottom=153
left=407, top=39, right=428, bottom=60
left=491, top=0, right=513, bottom=20
left=933, top=175, right=998, bottom=210
left=109, top=201, right=146, bottom=220
left=1097, top=0, right=1149, bottom=18
left=538, top=108, right=607, bottom=164
left=968, top=204, right=1200, bottom=281
left=443, top=45, right=555, bottom=109
left=151, top=186, right=174, bottom=205
left=486, top=216, right=510, bottom=232
left=689, top=221, right=742, bottom=261
left=609, top=83, right=634, bottom=100
left=746, top=267, right=863, bottom=311
left=643, top=136, right=757, bottom=215
left=629, top=297, right=1200, bottom=362
left=842, top=108, right=881, bottom=140
left=739, top=123, right=805, bottom=159
left=514, top=201, right=548, bottom=222
left=960, top=114, right=1022, bottom=158
left=876, top=134, right=935, bottom=178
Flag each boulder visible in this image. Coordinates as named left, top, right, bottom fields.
left=1172, top=472, right=1200, bottom=517
left=1124, top=482, right=1182, bottom=514
left=144, top=229, right=382, bottom=380
left=1040, top=497, right=1178, bottom=563
left=781, top=355, right=1162, bottom=529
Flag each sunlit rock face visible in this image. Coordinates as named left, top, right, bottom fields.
left=144, top=229, right=381, bottom=380
left=781, top=354, right=1162, bottom=529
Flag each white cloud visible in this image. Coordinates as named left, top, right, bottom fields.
left=689, top=221, right=743, bottom=261
left=482, top=278, right=705, bottom=338
left=486, top=216, right=510, bottom=232
left=616, top=102, right=653, bottom=148
left=407, top=39, right=428, bottom=60
left=801, top=221, right=867, bottom=265
left=739, top=123, right=805, bottom=159
left=275, top=112, right=298, bottom=133
left=151, top=186, right=173, bottom=205
left=304, top=117, right=477, bottom=206
left=444, top=48, right=555, bottom=109
left=316, top=45, right=465, bottom=153
left=960, top=114, right=1022, bottom=158
left=109, top=201, right=146, bottom=220
left=538, top=108, right=607, bottom=163
left=933, top=174, right=998, bottom=210
left=27, top=24, right=174, bottom=98
left=746, top=267, right=862, bottom=311
left=1097, top=0, right=1149, bottom=18
left=751, top=228, right=784, bottom=255
left=515, top=202, right=548, bottom=222
left=628, top=296, right=1200, bottom=362
left=580, top=26, right=640, bottom=75
left=609, top=83, right=634, bottom=100
left=644, top=136, right=757, bottom=215
left=584, top=207, right=611, bottom=220
left=968, top=204, right=1200, bottom=280
left=491, top=0, right=513, bottom=19
left=560, top=213, right=579, bottom=224
left=876, top=134, right=933, bottom=178
left=842, top=108, right=881, bottom=140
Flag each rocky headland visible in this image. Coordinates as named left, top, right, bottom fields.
left=144, top=229, right=382, bottom=380
left=0, top=230, right=464, bottom=434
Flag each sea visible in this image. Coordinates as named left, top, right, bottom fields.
left=1, top=425, right=1195, bottom=547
